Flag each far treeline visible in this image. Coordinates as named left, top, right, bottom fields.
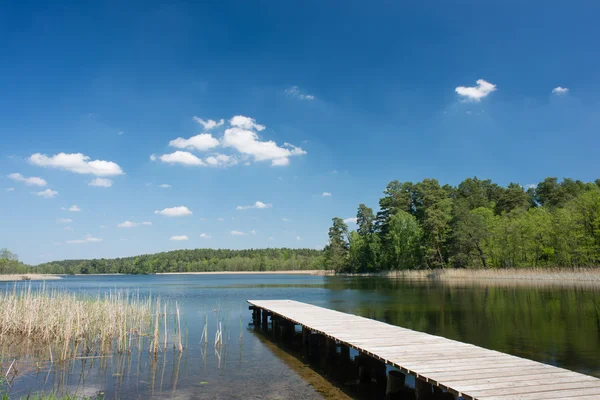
left=325, top=177, right=600, bottom=272
left=0, top=248, right=324, bottom=275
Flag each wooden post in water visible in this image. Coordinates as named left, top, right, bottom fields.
left=386, top=370, right=406, bottom=398
left=261, top=310, right=268, bottom=331
left=415, top=378, right=434, bottom=400
left=340, top=343, right=350, bottom=360
left=357, top=353, right=372, bottom=385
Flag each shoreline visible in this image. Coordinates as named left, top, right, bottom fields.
left=0, top=274, right=62, bottom=282
left=157, top=270, right=334, bottom=276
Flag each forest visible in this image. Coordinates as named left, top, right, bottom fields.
left=324, top=177, right=600, bottom=272
left=0, top=248, right=324, bottom=275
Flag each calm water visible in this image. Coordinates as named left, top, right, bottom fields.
left=1, top=274, right=600, bottom=399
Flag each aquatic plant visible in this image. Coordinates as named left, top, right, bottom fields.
left=0, top=285, right=182, bottom=360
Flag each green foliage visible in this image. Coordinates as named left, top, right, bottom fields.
left=0, top=248, right=324, bottom=275
left=325, top=176, right=600, bottom=272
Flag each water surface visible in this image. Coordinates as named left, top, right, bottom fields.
left=1, top=274, right=599, bottom=399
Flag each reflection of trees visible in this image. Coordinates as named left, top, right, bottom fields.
left=324, top=277, right=600, bottom=377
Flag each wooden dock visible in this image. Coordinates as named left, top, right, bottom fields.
left=248, top=299, right=600, bottom=400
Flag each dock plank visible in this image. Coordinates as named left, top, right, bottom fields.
left=248, top=300, right=600, bottom=400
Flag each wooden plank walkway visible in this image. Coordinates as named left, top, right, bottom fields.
left=247, top=299, right=600, bottom=400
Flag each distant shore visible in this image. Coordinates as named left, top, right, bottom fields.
left=157, top=270, right=334, bottom=276
left=0, top=274, right=62, bottom=282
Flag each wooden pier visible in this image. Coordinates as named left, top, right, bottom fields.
left=248, top=299, right=600, bottom=400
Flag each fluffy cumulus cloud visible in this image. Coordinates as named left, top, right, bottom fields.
left=229, top=116, right=265, bottom=131
left=285, top=86, right=315, bottom=100
left=117, top=220, right=152, bottom=228
left=222, top=127, right=306, bottom=167
left=169, top=133, right=219, bottom=151
left=230, top=230, right=245, bottom=236
left=321, top=192, right=332, bottom=197
left=552, top=86, right=569, bottom=95
left=169, top=235, right=189, bottom=241
left=29, top=153, right=124, bottom=176
left=66, top=234, right=102, bottom=244
left=89, top=178, right=113, bottom=187
left=455, top=79, right=497, bottom=102
left=343, top=217, right=358, bottom=225
left=199, top=233, right=211, bottom=239
left=68, top=205, right=81, bottom=212
left=236, top=201, right=272, bottom=211
left=7, top=188, right=15, bottom=192
left=205, top=154, right=237, bottom=167
left=8, top=173, right=47, bottom=187
left=157, top=151, right=204, bottom=166
left=158, top=184, right=172, bottom=188
left=153, top=115, right=306, bottom=168
left=193, top=117, right=224, bottom=130
left=154, top=206, right=192, bottom=217
left=34, top=189, right=58, bottom=198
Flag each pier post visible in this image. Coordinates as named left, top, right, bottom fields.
left=373, top=358, right=387, bottom=396
left=386, top=370, right=406, bottom=398
left=261, top=310, right=269, bottom=331
left=340, top=343, right=350, bottom=361
left=357, top=353, right=372, bottom=385
left=416, top=378, right=434, bottom=400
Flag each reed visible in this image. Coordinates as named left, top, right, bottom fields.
left=0, top=285, right=182, bottom=360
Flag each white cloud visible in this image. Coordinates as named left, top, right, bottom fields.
left=68, top=205, right=81, bottom=212
left=169, top=133, right=220, bottom=152
left=229, top=116, right=265, bottom=131
left=271, top=157, right=290, bottom=166
left=321, top=192, right=332, bottom=197
left=250, top=229, right=257, bottom=235
left=7, top=188, right=15, bottom=192
left=89, top=178, right=113, bottom=187
left=149, top=154, right=158, bottom=161
left=236, top=201, right=272, bottom=210
left=552, top=86, right=569, bottom=95
left=205, top=153, right=237, bottom=167
left=343, top=217, right=357, bottom=225
left=455, top=79, right=497, bottom=102
left=231, top=230, right=245, bottom=236
left=8, top=173, right=47, bottom=187
left=34, top=189, right=58, bottom=198
left=158, top=151, right=205, bottom=166
left=169, top=235, right=189, bottom=241
left=285, top=86, right=315, bottom=100
left=222, top=126, right=306, bottom=167
left=296, top=236, right=301, bottom=240
left=158, top=184, right=172, bottom=188
left=193, top=117, right=224, bottom=130
left=64, top=226, right=73, bottom=231
left=282, top=218, right=290, bottom=222
left=524, top=183, right=537, bottom=190
left=217, top=218, right=225, bottom=221
left=57, top=218, right=73, bottom=224
left=154, top=206, right=192, bottom=217
left=200, top=233, right=211, bottom=239
left=29, top=153, right=124, bottom=176
left=66, top=234, right=102, bottom=244
left=117, top=220, right=152, bottom=228
left=117, top=131, right=124, bottom=136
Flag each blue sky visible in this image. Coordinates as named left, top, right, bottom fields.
left=1, top=1, right=599, bottom=264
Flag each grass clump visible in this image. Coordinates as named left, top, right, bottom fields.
left=0, top=285, right=182, bottom=360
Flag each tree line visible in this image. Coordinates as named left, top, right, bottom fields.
left=324, top=177, right=600, bottom=272
left=0, top=248, right=324, bottom=275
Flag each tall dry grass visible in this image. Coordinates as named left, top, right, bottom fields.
left=0, top=285, right=183, bottom=360
left=382, top=267, right=600, bottom=287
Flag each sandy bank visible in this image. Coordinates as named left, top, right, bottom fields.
left=157, top=270, right=334, bottom=276
left=0, top=274, right=62, bottom=281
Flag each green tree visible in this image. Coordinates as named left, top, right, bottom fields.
left=385, top=211, right=423, bottom=269
left=324, top=217, right=350, bottom=272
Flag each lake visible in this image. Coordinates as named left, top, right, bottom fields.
left=1, top=274, right=599, bottom=399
